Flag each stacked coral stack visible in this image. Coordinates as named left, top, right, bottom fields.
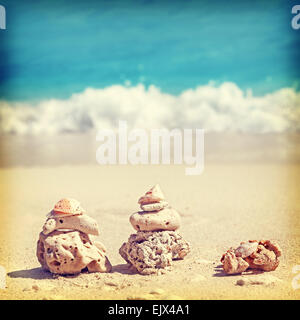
left=37, top=198, right=112, bottom=275
left=119, top=185, right=190, bottom=275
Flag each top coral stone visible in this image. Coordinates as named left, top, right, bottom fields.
left=138, top=184, right=165, bottom=205
left=52, top=198, right=84, bottom=216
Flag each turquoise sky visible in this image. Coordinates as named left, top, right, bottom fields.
left=0, top=0, right=299, bottom=101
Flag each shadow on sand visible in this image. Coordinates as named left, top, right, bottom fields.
left=213, top=264, right=264, bottom=277
left=8, top=267, right=53, bottom=280
left=8, top=264, right=139, bottom=279
left=111, top=263, right=138, bottom=275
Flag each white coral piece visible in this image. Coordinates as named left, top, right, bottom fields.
left=119, top=231, right=190, bottom=275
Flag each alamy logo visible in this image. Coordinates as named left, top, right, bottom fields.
left=292, top=5, right=300, bottom=30
left=0, top=265, right=6, bottom=289
left=0, top=5, right=6, bottom=30
left=96, top=121, right=204, bottom=175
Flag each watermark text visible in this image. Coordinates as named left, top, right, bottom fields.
left=292, top=265, right=300, bottom=290
left=0, top=265, right=6, bottom=289
left=0, top=5, right=6, bottom=30
left=292, top=5, right=300, bottom=30
left=96, top=121, right=204, bottom=175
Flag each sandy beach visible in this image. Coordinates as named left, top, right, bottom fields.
left=0, top=134, right=299, bottom=300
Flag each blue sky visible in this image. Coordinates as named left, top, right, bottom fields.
left=0, top=0, right=299, bottom=101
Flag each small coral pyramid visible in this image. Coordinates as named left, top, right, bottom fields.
left=119, top=185, right=190, bottom=275
left=221, top=240, right=282, bottom=274
left=37, top=198, right=112, bottom=275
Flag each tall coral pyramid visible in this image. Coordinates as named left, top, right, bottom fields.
left=120, top=185, right=190, bottom=275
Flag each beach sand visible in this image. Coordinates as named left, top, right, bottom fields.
left=0, top=134, right=300, bottom=300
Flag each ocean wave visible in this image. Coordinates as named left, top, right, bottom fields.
left=0, top=82, right=299, bottom=134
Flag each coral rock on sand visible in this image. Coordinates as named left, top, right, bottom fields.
left=130, top=208, right=181, bottom=232
left=245, top=243, right=280, bottom=272
left=221, top=240, right=281, bottom=274
left=43, top=214, right=100, bottom=236
left=37, top=198, right=111, bottom=275
left=37, top=231, right=111, bottom=274
left=234, top=242, right=258, bottom=258
left=221, top=250, right=249, bottom=274
left=119, top=231, right=190, bottom=275
left=140, top=201, right=169, bottom=212
left=48, top=198, right=85, bottom=217
left=120, top=185, right=190, bottom=275
left=138, top=184, right=165, bottom=205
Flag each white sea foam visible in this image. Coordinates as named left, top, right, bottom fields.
left=0, top=82, right=299, bottom=135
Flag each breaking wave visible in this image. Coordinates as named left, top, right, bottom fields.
left=0, top=82, right=299, bottom=134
